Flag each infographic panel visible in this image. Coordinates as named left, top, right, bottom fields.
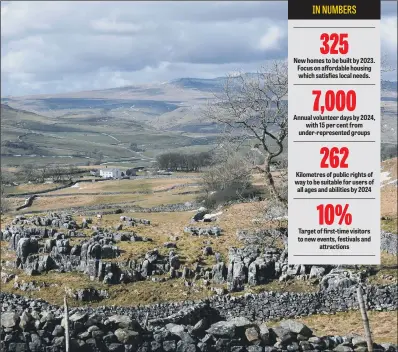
left=288, top=0, right=381, bottom=265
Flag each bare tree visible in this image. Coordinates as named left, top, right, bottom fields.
left=0, top=182, right=10, bottom=214
left=49, top=165, right=63, bottom=183
left=205, top=61, right=288, bottom=205
left=357, top=286, right=373, bottom=352
left=66, top=165, right=79, bottom=182
left=201, top=151, right=253, bottom=197
left=381, top=53, right=396, bottom=74
left=21, top=164, right=35, bottom=183
left=380, top=53, right=396, bottom=141
left=36, top=168, right=47, bottom=184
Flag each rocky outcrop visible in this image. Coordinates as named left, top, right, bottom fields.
left=16, top=238, right=39, bottom=262
left=184, top=226, right=222, bottom=236
left=80, top=235, right=120, bottom=260
left=236, top=228, right=288, bottom=245
left=11, top=213, right=79, bottom=230
left=119, top=216, right=151, bottom=226
left=65, top=287, right=109, bottom=302
left=21, top=254, right=57, bottom=276
left=2, top=226, right=57, bottom=242
left=4, top=216, right=191, bottom=287
left=211, top=245, right=323, bottom=292
left=320, top=269, right=363, bottom=291
left=13, top=279, right=60, bottom=292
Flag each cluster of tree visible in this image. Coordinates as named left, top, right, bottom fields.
left=125, top=168, right=137, bottom=176
left=0, top=181, right=10, bottom=214
left=156, top=151, right=212, bottom=172
left=381, top=143, right=397, bottom=161
left=2, top=140, right=37, bottom=151
left=1, top=169, right=17, bottom=214
left=200, top=153, right=254, bottom=206
left=21, top=165, right=82, bottom=184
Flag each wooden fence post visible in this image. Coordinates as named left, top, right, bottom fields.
left=64, top=295, right=70, bottom=352
left=143, top=312, right=149, bottom=330
left=357, top=286, right=373, bottom=352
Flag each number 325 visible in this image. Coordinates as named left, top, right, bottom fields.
left=320, top=33, right=349, bottom=55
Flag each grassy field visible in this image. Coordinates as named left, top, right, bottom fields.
left=381, top=158, right=397, bottom=233
left=6, top=183, right=62, bottom=195
left=368, top=252, right=398, bottom=285
left=382, top=218, right=398, bottom=233
left=49, top=177, right=200, bottom=195
left=272, top=311, right=397, bottom=344
left=17, top=189, right=201, bottom=213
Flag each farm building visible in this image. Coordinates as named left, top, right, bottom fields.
left=99, top=168, right=121, bottom=179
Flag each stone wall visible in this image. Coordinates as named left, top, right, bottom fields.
left=15, top=195, right=37, bottom=211
left=1, top=284, right=396, bottom=351
left=4, top=284, right=394, bottom=324
left=3, top=292, right=396, bottom=352
left=120, top=284, right=397, bottom=323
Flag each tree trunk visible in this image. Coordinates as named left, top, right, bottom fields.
left=64, top=296, right=70, bottom=352
left=357, top=286, right=373, bottom=352
left=264, top=160, right=287, bottom=205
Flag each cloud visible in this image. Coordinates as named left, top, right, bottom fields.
left=1, top=1, right=396, bottom=96
left=380, top=1, right=397, bottom=79
left=381, top=16, right=397, bottom=52
left=258, top=26, right=285, bottom=51
left=381, top=15, right=397, bottom=79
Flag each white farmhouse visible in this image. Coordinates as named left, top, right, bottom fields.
left=99, top=168, right=121, bottom=179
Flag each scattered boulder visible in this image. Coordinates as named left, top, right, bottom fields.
left=279, top=320, right=313, bottom=337
left=206, top=321, right=236, bottom=338
left=203, top=246, right=213, bottom=256
left=320, top=269, right=361, bottom=291
left=184, top=226, right=222, bottom=236
left=309, top=266, right=326, bottom=279
left=164, top=242, right=177, bottom=249
left=65, top=287, right=109, bottom=302
left=193, top=207, right=207, bottom=222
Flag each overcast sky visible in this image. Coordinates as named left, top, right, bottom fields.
left=1, top=1, right=397, bottom=97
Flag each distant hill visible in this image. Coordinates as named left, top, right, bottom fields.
left=1, top=76, right=396, bottom=159
left=1, top=103, right=219, bottom=168
left=169, top=77, right=226, bottom=93
left=381, top=80, right=398, bottom=92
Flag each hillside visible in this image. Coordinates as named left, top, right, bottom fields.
left=0, top=104, right=219, bottom=168
left=1, top=77, right=397, bottom=167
